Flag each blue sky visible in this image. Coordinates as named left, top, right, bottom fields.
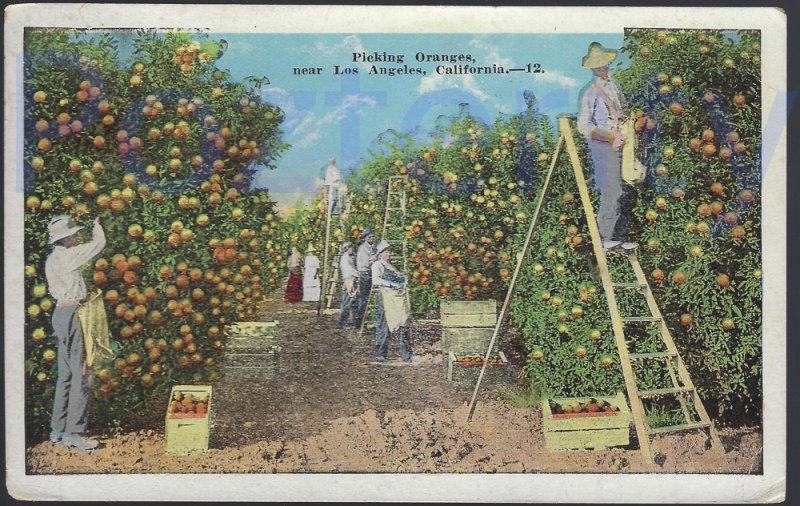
left=212, top=33, right=624, bottom=207
left=80, top=32, right=625, bottom=207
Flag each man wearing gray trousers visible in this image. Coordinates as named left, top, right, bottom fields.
left=371, top=241, right=411, bottom=363
left=577, top=42, right=638, bottom=252
left=337, top=242, right=358, bottom=328
left=44, top=215, right=106, bottom=451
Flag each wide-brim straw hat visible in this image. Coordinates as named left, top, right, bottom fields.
left=339, top=242, right=354, bottom=254
left=359, top=228, right=374, bottom=241
left=376, top=240, right=391, bottom=255
left=581, top=42, right=617, bottom=69
left=48, top=215, right=83, bottom=244
left=306, top=244, right=318, bottom=254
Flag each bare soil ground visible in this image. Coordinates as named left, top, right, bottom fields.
left=26, top=293, right=763, bottom=474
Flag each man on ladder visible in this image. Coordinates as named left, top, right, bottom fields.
left=577, top=42, right=638, bottom=252
left=353, top=228, right=376, bottom=330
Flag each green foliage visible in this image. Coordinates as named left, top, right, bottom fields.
left=23, top=29, right=288, bottom=439
left=616, top=29, right=762, bottom=423
left=513, top=29, right=761, bottom=425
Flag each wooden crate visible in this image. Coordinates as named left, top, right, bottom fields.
left=440, top=300, right=497, bottom=328
left=224, top=366, right=278, bottom=382
left=227, top=333, right=278, bottom=352
left=227, top=320, right=279, bottom=335
left=541, top=392, right=632, bottom=451
left=165, top=385, right=212, bottom=455
left=441, top=327, right=494, bottom=355
left=446, top=351, right=508, bottom=384
left=224, top=345, right=281, bottom=382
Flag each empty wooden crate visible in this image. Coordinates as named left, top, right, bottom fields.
left=440, top=300, right=497, bottom=356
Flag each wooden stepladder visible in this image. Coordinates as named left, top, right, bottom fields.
left=318, top=183, right=349, bottom=314
left=358, top=176, right=410, bottom=336
left=466, top=115, right=722, bottom=465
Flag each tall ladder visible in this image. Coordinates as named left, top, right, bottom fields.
left=317, top=183, right=348, bottom=315
left=466, top=115, right=722, bottom=465
left=322, top=190, right=352, bottom=310
left=358, top=176, right=409, bottom=336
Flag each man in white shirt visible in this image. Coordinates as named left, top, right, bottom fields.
left=323, top=157, right=343, bottom=215
left=352, top=228, right=376, bottom=329
left=371, top=241, right=411, bottom=363
left=576, top=42, right=637, bottom=251
left=337, top=242, right=358, bottom=329
left=302, top=244, right=321, bottom=302
left=44, top=215, right=106, bottom=451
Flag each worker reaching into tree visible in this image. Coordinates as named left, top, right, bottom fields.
left=337, top=242, right=358, bottom=329
left=45, top=215, right=106, bottom=451
left=577, top=42, right=638, bottom=252
left=371, top=241, right=411, bottom=364
left=352, top=228, right=376, bottom=329
left=322, top=157, right=343, bottom=215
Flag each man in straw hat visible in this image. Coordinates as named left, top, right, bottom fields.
left=337, top=242, right=358, bottom=328
left=577, top=42, right=638, bottom=252
left=371, top=240, right=411, bottom=363
left=302, top=243, right=321, bottom=302
left=352, top=228, right=376, bottom=329
left=44, top=215, right=106, bottom=451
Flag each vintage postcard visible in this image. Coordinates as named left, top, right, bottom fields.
left=4, top=4, right=787, bottom=503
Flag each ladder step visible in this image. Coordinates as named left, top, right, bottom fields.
left=628, top=352, right=678, bottom=360
left=622, top=316, right=661, bottom=323
left=612, top=283, right=647, bottom=289
left=637, top=386, right=694, bottom=398
left=648, top=422, right=711, bottom=435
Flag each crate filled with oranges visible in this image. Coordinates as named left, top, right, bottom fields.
left=446, top=351, right=508, bottom=384
left=165, top=385, right=212, bottom=455
left=541, top=392, right=631, bottom=451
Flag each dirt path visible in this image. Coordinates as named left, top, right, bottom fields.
left=26, top=293, right=763, bottom=474
left=210, top=294, right=474, bottom=448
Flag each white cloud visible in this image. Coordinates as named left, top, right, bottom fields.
left=292, top=94, right=378, bottom=148
left=314, top=34, right=365, bottom=56
left=468, top=39, right=514, bottom=68
left=534, top=70, right=579, bottom=88
left=296, top=131, right=321, bottom=149
left=418, top=72, right=491, bottom=102
left=262, top=87, right=307, bottom=132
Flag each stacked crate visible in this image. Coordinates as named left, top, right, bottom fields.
left=440, top=300, right=508, bottom=384
left=224, top=321, right=282, bottom=382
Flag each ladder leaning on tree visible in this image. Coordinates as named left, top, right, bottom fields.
left=321, top=196, right=349, bottom=310
left=317, top=182, right=350, bottom=314
left=358, top=175, right=410, bottom=336
left=466, top=115, right=723, bottom=466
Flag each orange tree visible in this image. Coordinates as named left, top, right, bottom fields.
left=514, top=29, right=762, bottom=426
left=614, top=29, right=762, bottom=423
left=344, top=101, right=553, bottom=317
left=23, top=29, right=287, bottom=439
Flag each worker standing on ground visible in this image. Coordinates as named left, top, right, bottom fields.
left=371, top=241, right=411, bottom=363
left=283, top=246, right=304, bottom=303
left=337, top=242, right=358, bottom=329
left=353, top=228, right=376, bottom=329
left=302, top=244, right=321, bottom=302
left=45, top=215, right=106, bottom=451
left=576, top=42, right=638, bottom=252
